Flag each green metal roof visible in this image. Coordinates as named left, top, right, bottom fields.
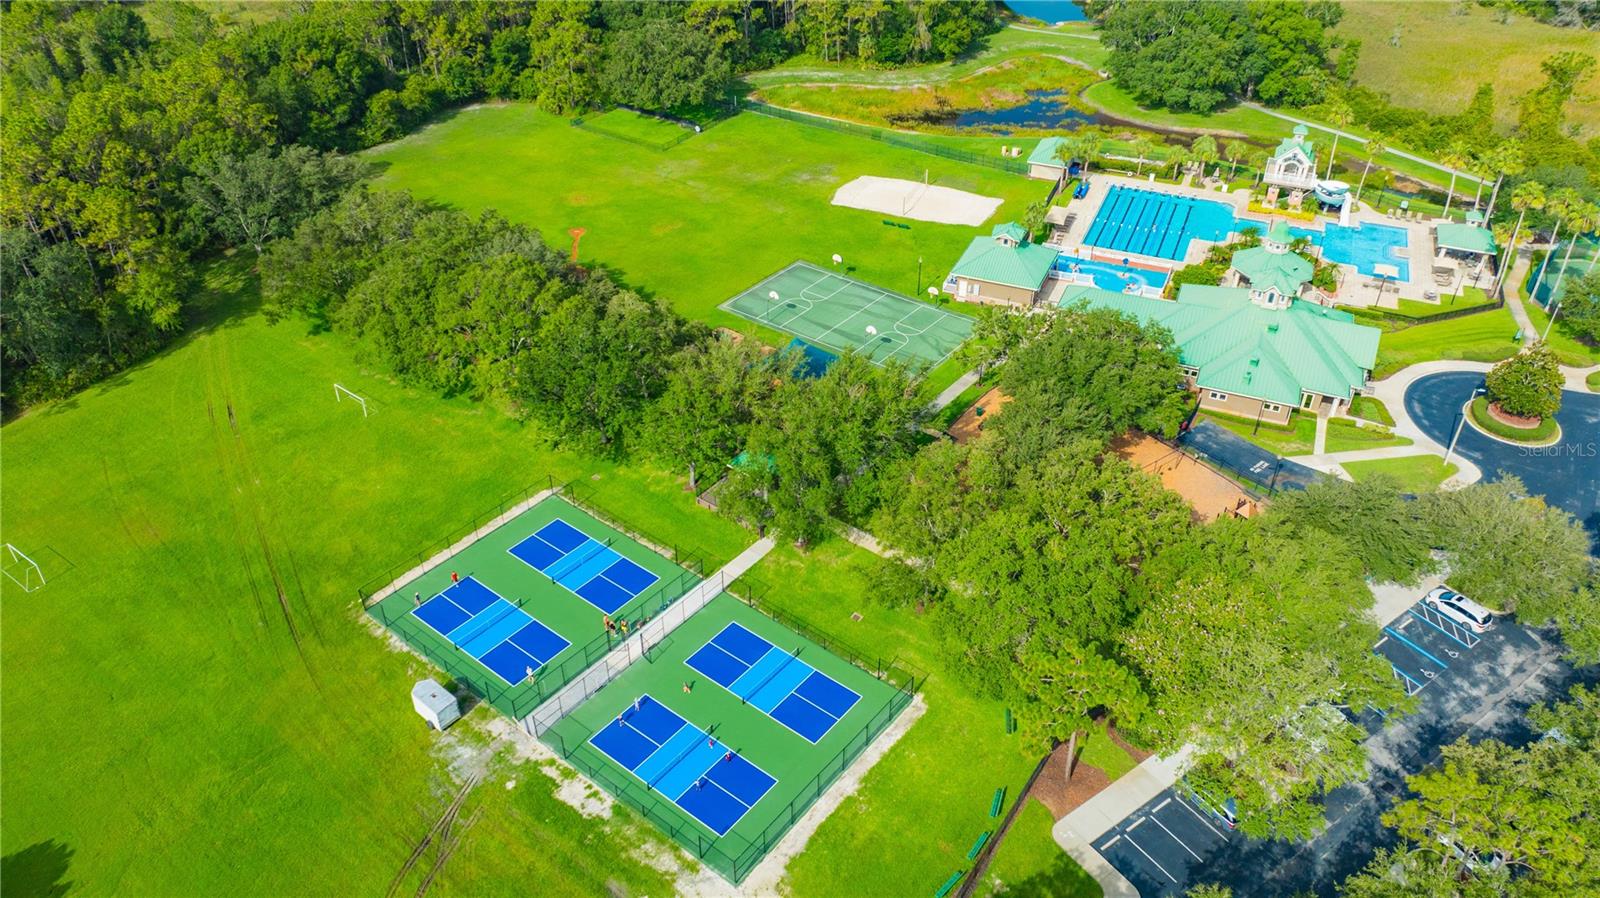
left=1230, top=245, right=1313, bottom=295
left=1027, top=137, right=1069, bottom=169
left=1272, top=127, right=1315, bottom=162
left=1059, top=283, right=1379, bottom=405
left=1266, top=220, right=1294, bottom=243
left=1436, top=222, right=1497, bottom=255
left=951, top=233, right=1060, bottom=290
left=991, top=221, right=1028, bottom=242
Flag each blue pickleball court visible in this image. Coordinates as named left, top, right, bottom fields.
left=411, top=576, right=571, bottom=686
left=685, top=622, right=862, bottom=743
left=589, top=694, right=777, bottom=836
left=507, top=517, right=660, bottom=614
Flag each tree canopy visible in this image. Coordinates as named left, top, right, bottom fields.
left=1091, top=0, right=1344, bottom=113
left=1485, top=345, right=1564, bottom=419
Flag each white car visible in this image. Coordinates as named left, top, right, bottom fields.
left=1424, top=587, right=1495, bottom=633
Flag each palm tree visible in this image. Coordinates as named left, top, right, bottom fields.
left=1249, top=148, right=1271, bottom=188
left=1130, top=137, right=1156, bottom=176
left=1483, top=139, right=1525, bottom=222
left=1491, top=180, right=1544, bottom=298
left=1545, top=200, right=1600, bottom=316
left=1322, top=100, right=1354, bottom=179
left=1224, top=139, right=1248, bottom=179
left=1440, top=141, right=1472, bottom=218
left=1190, top=135, right=1219, bottom=178
left=1073, top=133, right=1104, bottom=176
left=1354, top=133, right=1388, bottom=202
left=1527, top=188, right=1582, bottom=302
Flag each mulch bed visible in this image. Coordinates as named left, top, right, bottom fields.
left=1487, top=401, right=1542, bottom=429
left=1032, top=739, right=1110, bottom=821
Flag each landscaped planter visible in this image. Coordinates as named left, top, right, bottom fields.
left=1468, top=396, right=1560, bottom=444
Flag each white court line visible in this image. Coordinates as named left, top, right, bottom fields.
left=810, top=289, right=891, bottom=346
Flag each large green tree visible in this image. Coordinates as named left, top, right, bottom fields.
left=641, top=338, right=793, bottom=491
left=1421, top=476, right=1592, bottom=621
left=992, top=305, right=1189, bottom=463
left=1122, top=518, right=1405, bottom=839
left=184, top=146, right=371, bottom=256
left=723, top=354, right=925, bottom=544
left=1340, top=686, right=1600, bottom=898
left=600, top=18, right=731, bottom=112
left=1271, top=476, right=1438, bottom=584
left=1484, top=344, right=1564, bottom=419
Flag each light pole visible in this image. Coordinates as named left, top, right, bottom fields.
left=1444, top=385, right=1488, bottom=468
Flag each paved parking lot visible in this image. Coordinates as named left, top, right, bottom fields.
left=1094, top=596, right=1579, bottom=897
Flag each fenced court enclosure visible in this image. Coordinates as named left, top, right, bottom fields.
left=541, top=592, right=920, bottom=882
left=721, top=261, right=974, bottom=368
left=365, top=491, right=700, bottom=719
left=687, top=621, right=862, bottom=743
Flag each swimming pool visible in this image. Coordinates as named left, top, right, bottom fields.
left=1053, top=257, right=1169, bottom=295
left=1082, top=185, right=1239, bottom=261
left=1316, top=223, right=1411, bottom=280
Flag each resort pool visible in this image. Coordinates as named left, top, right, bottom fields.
left=1053, top=257, right=1169, bottom=295
left=1315, top=222, right=1411, bottom=280
left=1083, top=186, right=1238, bottom=261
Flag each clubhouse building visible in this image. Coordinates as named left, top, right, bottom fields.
left=1061, top=280, right=1380, bottom=425
left=947, top=222, right=1059, bottom=306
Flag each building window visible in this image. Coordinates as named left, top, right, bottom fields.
left=963, top=281, right=978, bottom=296
left=1182, top=367, right=1199, bottom=378
left=1208, top=391, right=1228, bottom=401
left=1262, top=402, right=1283, bottom=413
left=1302, top=393, right=1316, bottom=409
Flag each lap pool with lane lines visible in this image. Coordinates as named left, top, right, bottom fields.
left=685, top=622, right=862, bottom=743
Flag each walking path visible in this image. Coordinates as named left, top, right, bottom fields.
left=1290, top=361, right=1490, bottom=488
left=522, top=537, right=775, bottom=736
left=928, top=368, right=981, bottom=413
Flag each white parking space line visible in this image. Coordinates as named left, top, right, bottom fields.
left=1150, top=813, right=1204, bottom=861
left=1174, top=793, right=1227, bottom=839
left=1121, top=827, right=1177, bottom=883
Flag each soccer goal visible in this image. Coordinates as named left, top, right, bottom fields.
left=2, top=544, right=45, bottom=592
left=334, top=383, right=371, bottom=417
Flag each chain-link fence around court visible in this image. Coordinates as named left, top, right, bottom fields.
left=539, top=577, right=923, bottom=883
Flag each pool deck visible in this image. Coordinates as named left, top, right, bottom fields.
left=1055, top=172, right=1479, bottom=308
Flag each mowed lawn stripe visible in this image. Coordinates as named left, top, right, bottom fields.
left=367, top=104, right=1044, bottom=329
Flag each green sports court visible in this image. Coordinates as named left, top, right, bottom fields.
left=721, top=261, right=975, bottom=368
left=541, top=592, right=916, bottom=882
left=366, top=494, right=700, bottom=719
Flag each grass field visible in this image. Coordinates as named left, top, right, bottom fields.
left=1372, top=304, right=1522, bottom=378
left=1198, top=411, right=1318, bottom=456
left=1335, top=2, right=1600, bottom=136
left=1342, top=455, right=1459, bottom=493
left=1349, top=396, right=1396, bottom=426
left=747, top=25, right=1109, bottom=89
left=0, top=255, right=753, bottom=897
left=367, top=103, right=1043, bottom=371
left=1325, top=419, right=1413, bottom=453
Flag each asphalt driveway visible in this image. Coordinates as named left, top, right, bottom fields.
left=1403, top=371, right=1600, bottom=538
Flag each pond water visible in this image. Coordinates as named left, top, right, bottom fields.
left=949, top=89, right=1106, bottom=133
left=1002, top=0, right=1088, bottom=23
